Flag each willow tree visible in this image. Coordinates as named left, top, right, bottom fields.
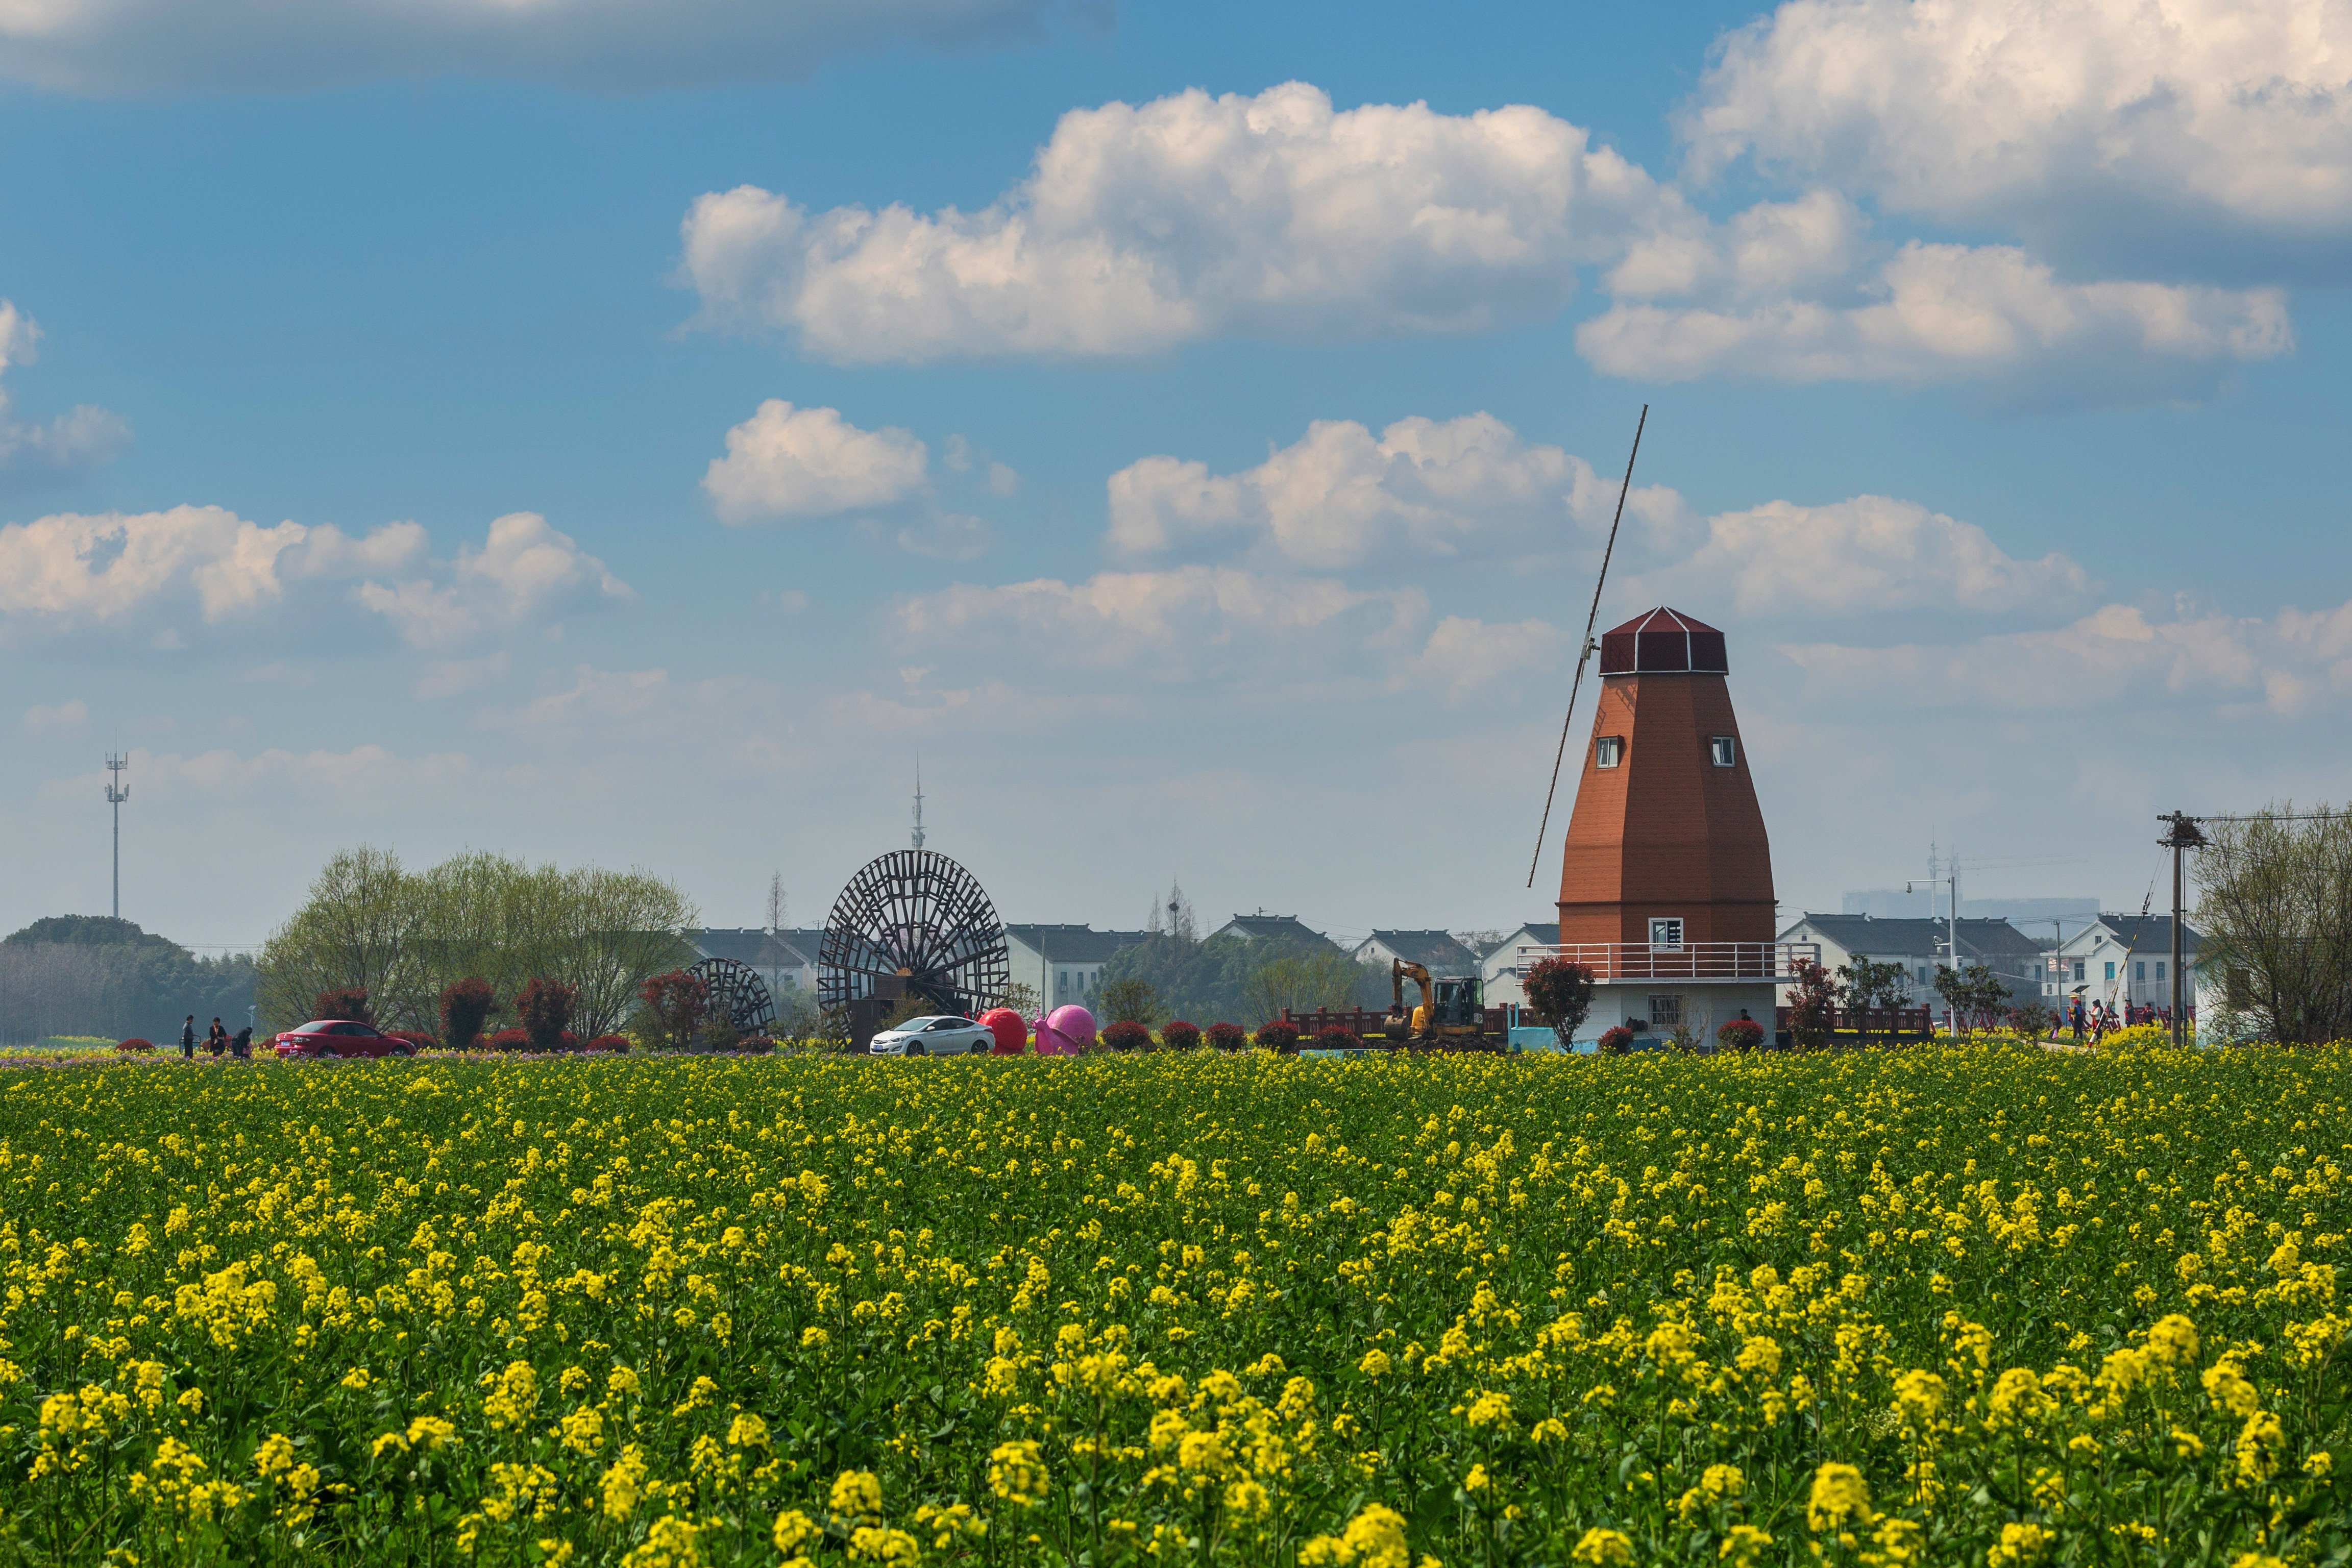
left=257, top=848, right=697, bottom=1035
left=2196, top=804, right=2352, bottom=1044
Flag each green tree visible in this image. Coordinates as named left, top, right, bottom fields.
left=1522, top=957, right=1597, bottom=1048
left=1099, top=977, right=1161, bottom=1027
left=2196, top=803, right=2352, bottom=1044
left=1932, top=963, right=2009, bottom=1036
left=1836, top=957, right=1913, bottom=1010
left=256, top=847, right=696, bottom=1033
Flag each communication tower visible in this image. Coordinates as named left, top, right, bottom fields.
left=104, top=753, right=129, bottom=919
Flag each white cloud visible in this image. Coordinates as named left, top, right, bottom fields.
left=356, top=512, right=633, bottom=648
left=1780, top=597, right=2352, bottom=718
left=45, top=743, right=492, bottom=807
left=0, top=298, right=129, bottom=486
left=492, top=666, right=673, bottom=728
left=1623, top=494, right=2091, bottom=617
left=1684, top=0, right=2352, bottom=272
left=415, top=651, right=512, bottom=700
left=892, top=564, right=1560, bottom=702
left=1107, top=412, right=1687, bottom=569
left=1411, top=616, right=1570, bottom=703
left=0, top=506, right=443, bottom=633
left=0, top=504, right=307, bottom=626
left=681, top=81, right=1669, bottom=362
left=21, top=697, right=86, bottom=731
left=1580, top=240, right=2290, bottom=396
left=895, top=567, right=1422, bottom=681
left=703, top=400, right=930, bottom=524
left=893, top=513, right=993, bottom=560
left=0, top=0, right=1068, bottom=95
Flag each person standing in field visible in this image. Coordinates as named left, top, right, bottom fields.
left=207, top=1018, right=227, bottom=1057
left=180, top=1015, right=197, bottom=1060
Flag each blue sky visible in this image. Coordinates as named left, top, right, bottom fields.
left=3, top=0, right=2347, bottom=952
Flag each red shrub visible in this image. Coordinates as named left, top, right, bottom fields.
left=313, top=986, right=371, bottom=1023
left=1161, top=1020, right=1202, bottom=1051
left=514, top=978, right=577, bottom=1052
left=1312, top=1025, right=1363, bottom=1051
left=1101, top=1020, right=1151, bottom=1053
left=489, top=1027, right=529, bottom=1051
left=1206, top=1022, right=1248, bottom=1052
left=1715, top=1018, right=1767, bottom=1052
left=585, top=1034, right=631, bottom=1053
left=115, top=1037, right=154, bottom=1054
left=1255, top=1020, right=1301, bottom=1053
left=440, top=977, right=496, bottom=1051
left=639, top=970, right=709, bottom=1051
left=1598, top=1025, right=1635, bottom=1055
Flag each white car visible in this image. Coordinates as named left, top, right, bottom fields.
left=870, top=1015, right=994, bottom=1057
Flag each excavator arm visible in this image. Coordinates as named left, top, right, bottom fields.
left=1389, top=960, right=1434, bottom=1034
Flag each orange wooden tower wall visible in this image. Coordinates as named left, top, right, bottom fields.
left=1556, top=608, right=1775, bottom=946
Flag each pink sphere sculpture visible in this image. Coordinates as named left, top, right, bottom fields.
left=979, top=1007, right=1027, bottom=1054
left=1037, top=1005, right=1095, bottom=1055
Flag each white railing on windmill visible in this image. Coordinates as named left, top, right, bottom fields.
left=1511, top=940, right=1821, bottom=984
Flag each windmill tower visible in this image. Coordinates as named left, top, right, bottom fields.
left=1554, top=608, right=1787, bottom=1039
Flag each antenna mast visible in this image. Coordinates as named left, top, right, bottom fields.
left=1527, top=405, right=1648, bottom=888
left=911, top=758, right=926, bottom=852
left=105, top=753, right=130, bottom=919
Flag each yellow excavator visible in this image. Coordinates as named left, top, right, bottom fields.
left=1386, top=959, right=1489, bottom=1044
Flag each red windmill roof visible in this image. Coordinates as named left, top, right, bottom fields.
left=1598, top=606, right=1728, bottom=675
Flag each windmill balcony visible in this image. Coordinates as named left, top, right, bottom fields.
left=1513, top=942, right=1821, bottom=984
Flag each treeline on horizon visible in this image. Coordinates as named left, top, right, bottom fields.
left=0, top=916, right=256, bottom=1044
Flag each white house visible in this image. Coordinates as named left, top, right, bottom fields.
left=2049, top=914, right=2210, bottom=1015
left=1773, top=914, right=2045, bottom=1006
left=1479, top=922, right=1559, bottom=1008
left=1208, top=911, right=1339, bottom=948
left=1002, top=925, right=1150, bottom=1011
left=688, top=928, right=822, bottom=1001
left=1350, top=929, right=1480, bottom=977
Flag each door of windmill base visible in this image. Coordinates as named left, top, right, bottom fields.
left=846, top=997, right=887, bottom=1052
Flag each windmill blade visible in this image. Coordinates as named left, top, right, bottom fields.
left=1527, top=404, right=1647, bottom=889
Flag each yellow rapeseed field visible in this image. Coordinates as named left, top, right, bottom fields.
left=0, top=1045, right=2345, bottom=1566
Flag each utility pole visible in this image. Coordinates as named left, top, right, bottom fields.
left=104, top=753, right=129, bottom=920
left=1909, top=847, right=1962, bottom=1037
left=2158, top=813, right=2207, bottom=1047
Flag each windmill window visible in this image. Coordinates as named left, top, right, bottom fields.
left=1709, top=736, right=1736, bottom=767
left=1596, top=736, right=1624, bottom=769
left=1649, top=917, right=1684, bottom=949
left=1647, top=994, right=1683, bottom=1027
left=2135, top=961, right=2145, bottom=981
left=2155, top=962, right=2165, bottom=981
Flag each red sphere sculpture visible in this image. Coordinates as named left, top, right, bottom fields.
left=979, top=1007, right=1027, bottom=1054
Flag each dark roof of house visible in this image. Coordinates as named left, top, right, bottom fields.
left=2091, top=914, right=2203, bottom=953
left=1212, top=912, right=1336, bottom=948
left=1600, top=606, right=1728, bottom=676
left=1507, top=922, right=1560, bottom=947
left=1785, top=914, right=2045, bottom=959
left=1003, top=924, right=1149, bottom=962
left=688, top=928, right=819, bottom=967
left=1357, top=929, right=1480, bottom=974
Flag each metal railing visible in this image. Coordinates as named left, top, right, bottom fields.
left=1512, top=941, right=1821, bottom=983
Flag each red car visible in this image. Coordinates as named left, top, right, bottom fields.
left=272, top=1020, right=413, bottom=1059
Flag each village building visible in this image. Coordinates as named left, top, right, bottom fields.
left=1002, top=925, right=1149, bottom=1010
left=2049, top=914, right=2212, bottom=1015
left=1478, top=921, right=1559, bottom=1008
left=1349, top=929, right=1480, bottom=978
left=1774, top=914, right=2045, bottom=1006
